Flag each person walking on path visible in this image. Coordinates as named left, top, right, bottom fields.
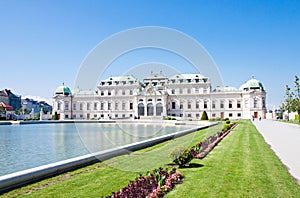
left=253, top=119, right=300, bottom=184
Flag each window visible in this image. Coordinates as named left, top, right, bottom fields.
left=108, top=90, right=111, bottom=96
left=237, top=113, right=241, bottom=117
left=212, top=101, right=216, bottom=109
left=65, top=102, right=69, bottom=110
left=237, top=101, right=241, bottom=108
left=196, top=101, right=199, bottom=109
left=80, top=114, right=83, bottom=118
left=57, top=102, right=61, bottom=110
left=73, top=114, right=76, bottom=119
left=204, top=101, right=208, bottom=109
left=229, top=113, right=233, bottom=117
left=129, top=102, right=133, bottom=110
left=115, top=102, right=119, bottom=110
left=212, top=113, right=216, bottom=117
left=94, top=114, right=97, bottom=118
left=172, top=89, right=175, bottom=94
left=187, top=89, right=191, bottom=94
left=254, top=99, right=258, bottom=108
left=122, top=114, right=126, bottom=118
left=73, top=103, right=76, bottom=110
left=101, top=91, right=104, bottom=96
left=65, top=114, right=69, bottom=119
left=196, top=113, right=200, bottom=118
left=87, top=103, right=90, bottom=110
left=262, top=97, right=266, bottom=108
left=195, top=88, right=199, bottom=93
left=115, top=114, right=118, bottom=118
left=229, top=101, right=232, bottom=109
left=188, top=101, right=191, bottom=109
left=114, top=90, right=118, bottom=95
left=187, top=114, right=192, bottom=117
left=129, top=90, right=133, bottom=95
left=122, top=90, right=125, bottom=95
left=94, top=102, right=97, bottom=110
left=180, top=102, right=183, bottom=109
left=179, top=89, right=183, bottom=94
left=80, top=103, right=83, bottom=110
left=220, top=101, right=224, bottom=109
left=101, top=102, right=104, bottom=110
left=203, top=88, right=207, bottom=94
left=108, top=102, right=111, bottom=110
left=122, top=102, right=125, bottom=110
left=172, top=102, right=176, bottom=109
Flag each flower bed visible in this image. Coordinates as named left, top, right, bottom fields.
left=191, top=123, right=238, bottom=159
left=107, top=167, right=183, bottom=198
left=170, top=122, right=238, bottom=167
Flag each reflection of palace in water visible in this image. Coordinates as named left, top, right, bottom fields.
left=52, top=73, right=266, bottom=120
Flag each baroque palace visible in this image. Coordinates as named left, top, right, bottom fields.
left=52, top=73, right=266, bottom=120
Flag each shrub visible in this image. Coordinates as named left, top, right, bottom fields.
left=295, top=114, right=299, bottom=121
left=201, top=111, right=208, bottom=120
left=170, top=146, right=193, bottom=167
left=215, top=117, right=221, bottom=121
left=223, top=117, right=229, bottom=121
left=222, top=123, right=231, bottom=131
left=52, top=112, right=59, bottom=120
left=225, top=120, right=230, bottom=124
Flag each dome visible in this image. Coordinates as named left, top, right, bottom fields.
left=55, top=84, right=71, bottom=96
left=239, top=77, right=264, bottom=91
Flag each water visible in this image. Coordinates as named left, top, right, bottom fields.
left=0, top=123, right=189, bottom=176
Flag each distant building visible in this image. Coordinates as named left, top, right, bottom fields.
left=52, top=73, right=266, bottom=120
left=21, top=98, right=52, bottom=114
left=0, top=89, right=21, bottom=111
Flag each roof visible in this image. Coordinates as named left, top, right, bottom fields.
left=214, top=86, right=239, bottom=92
left=0, top=102, right=13, bottom=111
left=239, top=77, right=264, bottom=91
left=144, top=73, right=168, bottom=81
left=169, top=73, right=206, bottom=80
left=55, top=84, right=72, bottom=95
left=102, top=75, right=139, bottom=82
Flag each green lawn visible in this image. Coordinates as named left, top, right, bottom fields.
left=166, top=120, right=300, bottom=197
left=2, top=120, right=300, bottom=197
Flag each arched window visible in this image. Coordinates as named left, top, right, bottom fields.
left=138, top=103, right=144, bottom=116
left=147, top=103, right=154, bottom=116
left=156, top=103, right=163, bottom=116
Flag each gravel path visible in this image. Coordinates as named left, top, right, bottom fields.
left=252, top=119, right=300, bottom=184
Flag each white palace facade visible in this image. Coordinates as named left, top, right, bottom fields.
left=52, top=73, right=266, bottom=120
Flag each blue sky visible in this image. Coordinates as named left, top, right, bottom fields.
left=0, top=0, right=299, bottom=108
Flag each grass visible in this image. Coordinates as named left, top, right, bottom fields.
left=166, top=120, right=300, bottom=197
left=279, top=119, right=300, bottom=125
left=2, top=120, right=300, bottom=197
left=2, top=123, right=221, bottom=197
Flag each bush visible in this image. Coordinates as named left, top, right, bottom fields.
left=222, top=123, right=231, bottom=131
left=215, top=117, right=221, bottom=121
left=170, top=146, right=193, bottom=167
left=295, top=114, right=299, bottom=121
left=200, top=111, right=208, bottom=120
left=52, top=112, right=59, bottom=120
left=225, top=120, right=230, bottom=124
left=223, top=117, right=229, bottom=121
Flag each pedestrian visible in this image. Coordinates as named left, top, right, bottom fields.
left=252, top=115, right=254, bottom=121
left=259, top=116, right=261, bottom=121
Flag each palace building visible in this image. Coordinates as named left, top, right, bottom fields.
left=52, top=73, right=266, bottom=120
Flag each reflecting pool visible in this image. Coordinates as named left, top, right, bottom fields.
left=0, top=123, right=189, bottom=176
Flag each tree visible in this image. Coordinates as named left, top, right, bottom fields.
left=281, top=76, right=300, bottom=121
left=282, top=85, right=294, bottom=120
left=52, top=111, right=59, bottom=120
left=201, top=111, right=208, bottom=120
left=295, top=75, right=300, bottom=122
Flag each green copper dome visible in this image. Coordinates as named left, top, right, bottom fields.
left=239, top=77, right=264, bottom=91
left=55, top=84, right=71, bottom=96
